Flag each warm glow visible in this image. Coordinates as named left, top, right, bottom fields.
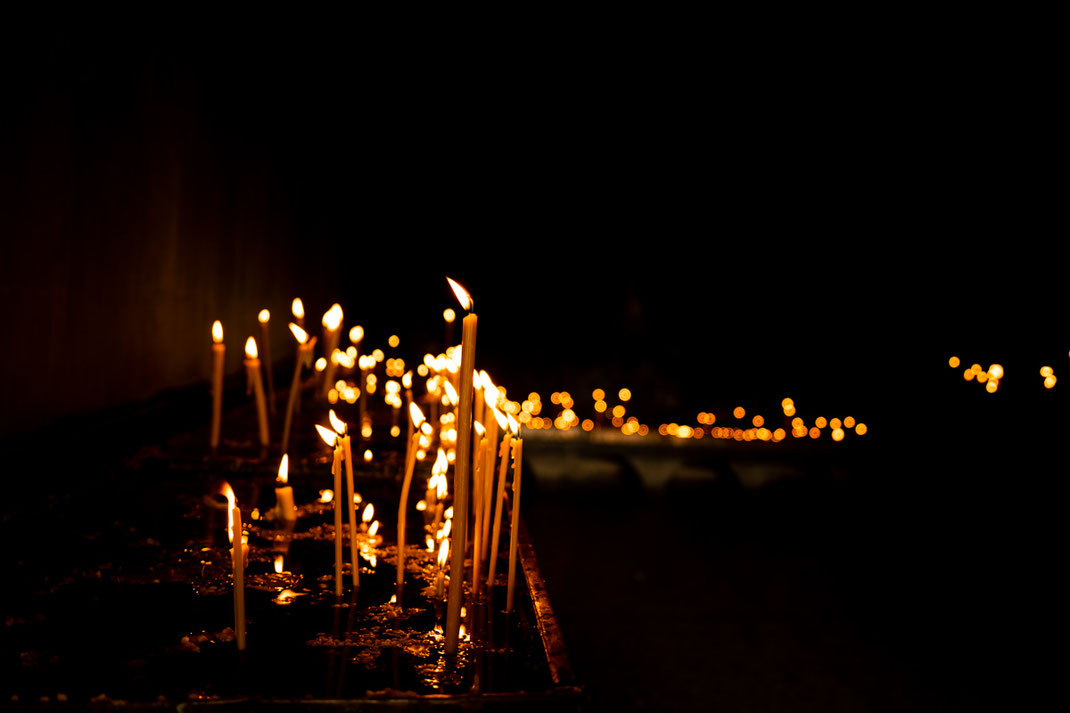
left=733, top=406, right=745, bottom=419
left=416, top=500, right=427, bottom=512
left=752, top=415, right=764, bottom=428
left=474, top=421, right=485, bottom=437
left=963, top=369, right=974, bottom=381
left=292, top=298, right=304, bottom=320
left=245, top=336, right=258, bottom=359
left=274, top=555, right=284, bottom=574
left=362, top=503, right=374, bottom=523
left=322, top=303, right=343, bottom=331
left=855, top=423, right=868, bottom=435
left=402, top=371, right=413, bottom=389
left=221, top=482, right=236, bottom=512
left=258, top=309, right=270, bottom=324
left=831, top=428, right=845, bottom=442
left=445, top=506, right=454, bottom=520
left=843, top=416, right=855, bottom=428
left=592, top=388, right=605, bottom=401
left=349, top=325, right=364, bottom=344
left=289, top=323, right=309, bottom=344
left=987, top=364, right=1003, bottom=380
left=1044, top=375, right=1057, bottom=389
left=507, top=413, right=520, bottom=436
left=319, top=489, right=334, bottom=503
left=815, top=416, right=827, bottom=429
left=619, top=388, right=631, bottom=402
left=948, top=356, right=960, bottom=368
left=830, top=418, right=842, bottom=430
left=277, top=454, right=289, bottom=484
left=328, top=409, right=347, bottom=435
left=1040, top=366, right=1053, bottom=377
left=491, top=406, right=508, bottom=430
left=368, top=521, right=380, bottom=537
left=364, top=449, right=372, bottom=461
left=443, top=381, right=458, bottom=406
left=315, top=424, right=338, bottom=447
left=437, top=539, right=450, bottom=567
left=612, top=405, right=626, bottom=418
left=446, top=276, right=473, bottom=312
left=410, top=402, right=426, bottom=429
left=986, top=379, right=998, bottom=393
left=443, top=308, right=456, bottom=323
left=212, top=320, right=223, bottom=343
left=388, top=334, right=399, bottom=348
left=781, top=397, right=794, bottom=409
left=809, top=427, right=820, bottom=439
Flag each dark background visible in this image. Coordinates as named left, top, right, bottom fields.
left=2, top=21, right=1066, bottom=711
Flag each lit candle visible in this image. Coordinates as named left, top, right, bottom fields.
left=403, top=371, right=414, bottom=442
left=445, top=276, right=476, bottom=656
left=258, top=309, right=277, bottom=416
left=210, top=321, right=225, bottom=451
left=292, top=297, right=305, bottom=331
left=487, top=408, right=511, bottom=590
left=329, top=410, right=360, bottom=588
left=471, top=421, right=486, bottom=597
left=435, top=539, right=449, bottom=601
left=316, top=424, right=344, bottom=596
left=281, top=323, right=317, bottom=455
left=320, top=304, right=343, bottom=397
left=244, top=337, right=270, bottom=447
left=396, top=403, right=426, bottom=603
left=274, top=454, right=296, bottom=523
left=223, top=482, right=246, bottom=650
left=506, top=427, right=523, bottom=613
left=480, top=379, right=500, bottom=567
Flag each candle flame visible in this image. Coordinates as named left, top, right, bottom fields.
left=440, top=518, right=452, bottom=540
left=245, top=336, right=258, bottom=359
left=445, top=506, right=454, bottom=520
left=368, top=520, right=380, bottom=537
left=221, top=482, right=236, bottom=511
left=409, top=402, right=426, bottom=429
left=258, top=309, right=270, bottom=324
left=446, top=277, right=473, bottom=312
left=319, top=489, right=334, bottom=503
left=443, top=380, right=458, bottom=406
left=322, top=303, right=343, bottom=331
left=437, top=539, right=449, bottom=567
left=362, top=503, right=374, bottom=523
left=474, top=420, right=485, bottom=437
left=349, top=325, right=364, bottom=343
left=274, top=555, right=284, bottom=574
left=328, top=409, right=347, bottom=435
left=402, top=371, right=412, bottom=389
left=315, top=423, right=338, bottom=447
left=507, top=413, right=519, bottom=436
left=277, top=454, right=289, bottom=484
left=492, top=406, right=508, bottom=430
left=292, top=298, right=304, bottom=320
left=443, top=308, right=456, bottom=323
left=289, top=323, right=309, bottom=344
left=433, top=448, right=448, bottom=476
left=212, top=320, right=223, bottom=343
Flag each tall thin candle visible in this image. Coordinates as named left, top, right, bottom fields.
left=445, top=277, right=476, bottom=655
left=487, top=408, right=511, bottom=590
left=316, top=424, right=344, bottom=596
left=258, top=309, right=277, bottom=416
left=244, top=337, right=270, bottom=447
left=321, top=304, right=343, bottom=397
left=223, top=483, right=246, bottom=650
left=210, top=321, right=225, bottom=451
left=506, top=432, right=524, bottom=613
left=281, top=324, right=317, bottom=455
left=396, top=403, right=426, bottom=603
left=330, top=410, right=360, bottom=588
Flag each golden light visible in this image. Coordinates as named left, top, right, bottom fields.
left=970, top=363, right=983, bottom=374
left=612, top=405, right=626, bottom=418
left=985, top=364, right=1003, bottom=380
left=328, top=409, right=347, bottom=435
left=843, top=416, right=855, bottom=429
left=809, top=427, right=821, bottom=439
left=289, top=323, right=309, bottom=344
left=855, top=423, right=868, bottom=435
left=314, top=424, right=338, bottom=448
left=372, top=348, right=384, bottom=362
left=783, top=405, right=796, bottom=417
left=781, top=397, right=794, bottom=409
left=212, top=320, right=223, bottom=343
left=319, top=489, right=334, bottom=503
left=582, top=419, right=594, bottom=431
left=948, top=356, right=960, bottom=368
left=416, top=500, right=427, bottom=512
left=1040, top=366, right=1053, bottom=377
left=364, top=449, right=373, bottom=462
left=258, top=309, right=270, bottom=324
left=221, top=481, right=236, bottom=512
left=368, top=521, right=380, bottom=537
left=292, top=298, right=305, bottom=320
left=443, top=308, right=456, bottom=323
left=492, top=406, right=508, bottom=430
left=274, top=555, right=284, bottom=574
left=976, top=371, right=988, bottom=384
left=791, top=417, right=804, bottom=429
left=986, top=379, right=999, bottom=393
left=831, top=428, right=845, bottom=442
left=442, top=381, right=458, bottom=406
left=963, top=369, right=974, bottom=381
left=347, top=325, right=364, bottom=344
left=474, top=421, right=486, bottom=437
left=1044, top=375, right=1057, bottom=389
left=277, top=454, right=289, bottom=484
left=507, top=413, right=520, bottom=436
left=815, top=416, right=827, bottom=429
left=437, top=539, right=450, bottom=567
left=360, top=503, right=375, bottom=524
left=446, top=277, right=473, bottom=312
left=444, top=506, right=454, bottom=520
left=594, top=401, right=607, bottom=413
left=402, top=371, right=413, bottom=389
left=733, top=406, right=745, bottom=419
left=245, top=336, right=258, bottom=359
left=618, top=388, right=631, bottom=402
left=773, top=428, right=786, bottom=441
left=830, top=418, right=841, bottom=430
left=388, top=335, right=399, bottom=348
left=315, top=357, right=327, bottom=371
left=354, top=493, right=362, bottom=504
left=410, top=402, right=426, bottom=429
left=322, top=303, right=343, bottom=331
left=361, top=423, right=372, bottom=438
left=752, top=415, right=764, bottom=428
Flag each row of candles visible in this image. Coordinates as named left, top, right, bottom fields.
left=950, top=356, right=1067, bottom=391
left=216, top=279, right=524, bottom=657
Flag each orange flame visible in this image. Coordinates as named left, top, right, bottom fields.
left=289, top=323, right=309, bottom=344
left=443, top=308, right=456, bottom=323
left=492, top=405, right=508, bottom=431
left=212, top=320, right=223, bottom=343
left=274, top=555, right=284, bottom=574
left=291, top=298, right=304, bottom=320
left=410, top=402, right=426, bottom=429
left=368, top=520, right=380, bottom=537
left=446, top=277, right=473, bottom=312
left=402, top=371, right=413, bottom=389
left=258, top=309, right=270, bottom=324
left=322, top=303, right=343, bottom=331
left=315, top=424, right=338, bottom=447
left=474, top=420, right=485, bottom=437
left=507, top=413, right=519, bottom=436
left=443, top=381, right=458, bottom=406
left=245, top=336, right=258, bottom=359
left=437, top=539, right=450, bottom=567
left=328, top=409, right=347, bottom=435
left=362, top=503, right=375, bottom=523
left=277, top=454, right=289, bottom=484
left=221, top=482, right=236, bottom=542
left=349, top=325, right=364, bottom=343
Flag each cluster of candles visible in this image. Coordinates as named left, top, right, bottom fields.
left=211, top=279, right=525, bottom=657
left=950, top=354, right=1070, bottom=391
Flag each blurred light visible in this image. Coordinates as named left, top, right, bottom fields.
left=781, top=398, right=794, bottom=409
left=855, top=423, right=868, bottom=435
left=791, top=417, right=804, bottom=429
left=830, top=418, right=841, bottom=430
left=809, top=427, right=821, bottom=439
left=843, top=416, right=855, bottom=428
left=443, top=308, right=456, bottom=323
left=388, top=335, right=399, bottom=348
left=1040, top=366, right=1053, bottom=377
left=963, top=369, right=974, bottom=381
left=988, top=364, right=1003, bottom=380
left=831, top=428, right=845, bottom=442
left=733, top=406, right=745, bottom=419
left=752, top=415, right=764, bottom=428
left=1045, top=375, right=1057, bottom=389
left=612, top=405, right=626, bottom=418
left=948, top=356, right=960, bottom=368
left=594, top=401, right=607, bottom=413
left=592, top=388, right=605, bottom=401
left=618, top=388, right=631, bottom=402
left=986, top=379, right=998, bottom=393
left=815, top=416, right=827, bottom=429
left=582, top=419, right=594, bottom=431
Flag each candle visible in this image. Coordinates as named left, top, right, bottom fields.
left=435, top=539, right=449, bottom=601
left=244, top=337, right=270, bottom=447
left=258, top=309, right=277, bottom=416
left=223, top=483, right=246, bottom=650
left=471, top=421, right=486, bottom=597
left=274, top=454, right=296, bottom=523
left=292, top=297, right=305, bottom=331
left=480, top=381, right=500, bottom=567
left=281, top=323, right=317, bottom=455
left=210, top=321, right=225, bottom=451
left=445, top=277, right=476, bottom=655
left=487, top=408, right=510, bottom=590
left=403, top=371, right=414, bottom=442
left=506, top=430, right=523, bottom=613
left=329, top=410, right=360, bottom=588
left=396, top=403, right=426, bottom=603
left=320, top=304, right=343, bottom=397
left=316, top=424, right=344, bottom=596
